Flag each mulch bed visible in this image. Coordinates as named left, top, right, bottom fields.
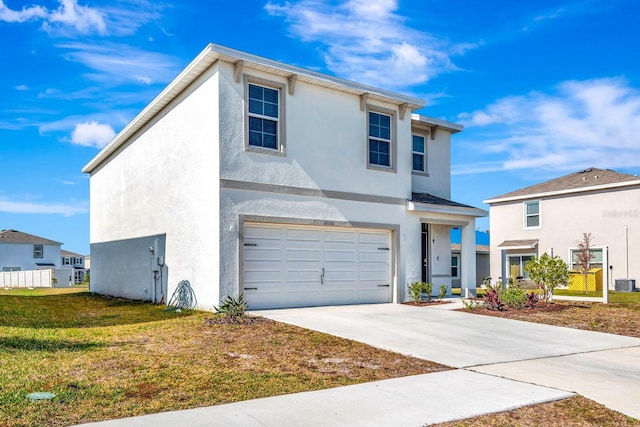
left=402, top=300, right=453, bottom=307
left=204, top=315, right=274, bottom=325
left=462, top=301, right=572, bottom=318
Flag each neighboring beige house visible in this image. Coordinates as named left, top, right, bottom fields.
left=83, top=43, right=486, bottom=310
left=484, top=168, right=640, bottom=290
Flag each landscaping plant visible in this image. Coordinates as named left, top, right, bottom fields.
left=500, top=283, right=527, bottom=310
left=439, top=284, right=447, bottom=299
left=484, top=288, right=505, bottom=311
left=524, top=253, right=569, bottom=302
left=214, top=294, right=248, bottom=319
left=575, top=232, right=595, bottom=293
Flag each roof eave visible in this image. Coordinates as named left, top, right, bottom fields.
left=483, top=179, right=640, bottom=204
left=411, top=113, right=464, bottom=134
left=407, top=201, right=488, bottom=217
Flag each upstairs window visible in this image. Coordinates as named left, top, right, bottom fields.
left=412, top=134, right=426, bottom=173
left=524, top=201, right=540, bottom=228
left=368, top=111, right=393, bottom=168
left=63, top=257, right=71, bottom=265
left=33, top=245, right=43, bottom=259
left=247, top=83, right=280, bottom=151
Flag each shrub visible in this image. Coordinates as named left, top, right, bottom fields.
left=500, top=285, right=526, bottom=310
left=439, top=284, right=447, bottom=299
left=484, top=289, right=505, bottom=311
left=407, top=281, right=433, bottom=302
left=524, top=253, right=569, bottom=302
left=525, top=291, right=539, bottom=309
left=215, top=294, right=247, bottom=319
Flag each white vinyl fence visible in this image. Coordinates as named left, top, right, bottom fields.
left=0, top=269, right=72, bottom=288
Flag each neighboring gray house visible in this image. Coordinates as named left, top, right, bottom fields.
left=0, top=229, right=62, bottom=271
left=61, top=249, right=87, bottom=284
left=83, top=43, right=486, bottom=310
left=484, top=168, right=640, bottom=290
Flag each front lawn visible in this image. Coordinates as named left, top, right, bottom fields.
left=0, top=289, right=447, bottom=427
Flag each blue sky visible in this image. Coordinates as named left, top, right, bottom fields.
left=2, top=0, right=639, bottom=254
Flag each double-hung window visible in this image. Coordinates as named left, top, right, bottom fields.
left=33, top=245, right=43, bottom=259
left=524, top=201, right=540, bottom=228
left=412, top=134, right=426, bottom=173
left=247, top=82, right=280, bottom=151
left=368, top=110, right=393, bottom=169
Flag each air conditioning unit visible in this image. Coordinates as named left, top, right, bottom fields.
left=615, top=279, right=636, bottom=292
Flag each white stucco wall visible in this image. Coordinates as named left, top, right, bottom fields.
left=0, top=243, right=61, bottom=271
left=89, top=63, right=221, bottom=305
left=411, top=128, right=452, bottom=199
left=489, top=187, right=640, bottom=288
left=217, top=62, right=413, bottom=199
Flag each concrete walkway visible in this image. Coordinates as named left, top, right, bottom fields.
left=76, top=301, right=640, bottom=426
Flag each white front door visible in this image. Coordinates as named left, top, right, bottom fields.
left=243, top=223, right=392, bottom=309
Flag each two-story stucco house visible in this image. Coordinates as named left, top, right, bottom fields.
left=0, top=229, right=62, bottom=271
left=82, top=43, right=486, bottom=310
left=61, top=249, right=87, bottom=284
left=484, top=168, right=640, bottom=290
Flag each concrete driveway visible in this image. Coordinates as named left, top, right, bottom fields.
left=257, top=303, right=640, bottom=419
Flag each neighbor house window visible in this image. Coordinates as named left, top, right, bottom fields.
left=508, top=255, right=534, bottom=279
left=63, top=257, right=71, bottom=265
left=2, top=267, right=20, bottom=272
left=33, top=245, right=43, bottom=259
left=570, top=248, right=603, bottom=270
left=524, top=201, right=540, bottom=228
left=367, top=109, right=396, bottom=171
left=245, top=79, right=285, bottom=154
left=75, top=257, right=83, bottom=265
left=412, top=134, right=426, bottom=173
left=451, top=255, right=460, bottom=278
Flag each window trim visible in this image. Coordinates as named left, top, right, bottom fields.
left=507, top=254, right=536, bottom=279
left=366, top=105, right=397, bottom=173
left=2, top=267, right=20, bottom=272
left=411, top=132, right=428, bottom=175
left=451, top=254, right=460, bottom=279
left=33, top=244, right=43, bottom=259
left=568, top=247, right=604, bottom=270
left=244, top=75, right=286, bottom=156
left=523, top=200, right=541, bottom=229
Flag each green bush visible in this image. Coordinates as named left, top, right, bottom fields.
left=215, top=294, right=247, bottom=319
left=407, top=281, right=433, bottom=302
left=439, top=284, right=447, bottom=299
left=499, top=285, right=527, bottom=310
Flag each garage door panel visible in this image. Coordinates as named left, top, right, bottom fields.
left=286, top=228, right=321, bottom=242
left=243, top=223, right=391, bottom=309
left=287, top=269, right=321, bottom=283
left=359, top=250, right=388, bottom=262
left=358, top=232, right=388, bottom=245
left=286, top=248, right=321, bottom=262
left=245, top=247, right=281, bottom=261
left=325, top=249, right=356, bottom=262
left=244, top=269, right=282, bottom=283
left=324, top=230, right=356, bottom=243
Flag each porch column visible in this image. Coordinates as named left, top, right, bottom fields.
left=460, top=221, right=477, bottom=297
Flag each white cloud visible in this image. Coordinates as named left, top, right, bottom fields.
left=14, top=84, right=29, bottom=91
left=0, top=0, right=106, bottom=34
left=70, top=121, right=115, bottom=148
left=265, top=0, right=467, bottom=89
left=454, top=78, right=640, bottom=174
left=0, top=198, right=87, bottom=216
left=58, top=42, right=181, bottom=86
left=0, top=0, right=163, bottom=36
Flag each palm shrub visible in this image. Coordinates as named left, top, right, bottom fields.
left=215, top=294, right=247, bottom=319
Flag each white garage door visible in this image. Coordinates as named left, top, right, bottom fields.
left=243, top=223, right=392, bottom=309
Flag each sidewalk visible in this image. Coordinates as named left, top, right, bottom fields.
left=76, top=370, right=572, bottom=427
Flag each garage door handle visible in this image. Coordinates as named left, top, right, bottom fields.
left=320, top=268, right=325, bottom=285
left=245, top=287, right=258, bottom=290
left=378, top=284, right=390, bottom=287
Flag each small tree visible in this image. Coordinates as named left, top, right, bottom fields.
left=524, top=253, right=569, bottom=302
left=575, top=232, right=595, bottom=293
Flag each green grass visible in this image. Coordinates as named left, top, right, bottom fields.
left=0, top=288, right=445, bottom=427
left=554, top=289, right=640, bottom=306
